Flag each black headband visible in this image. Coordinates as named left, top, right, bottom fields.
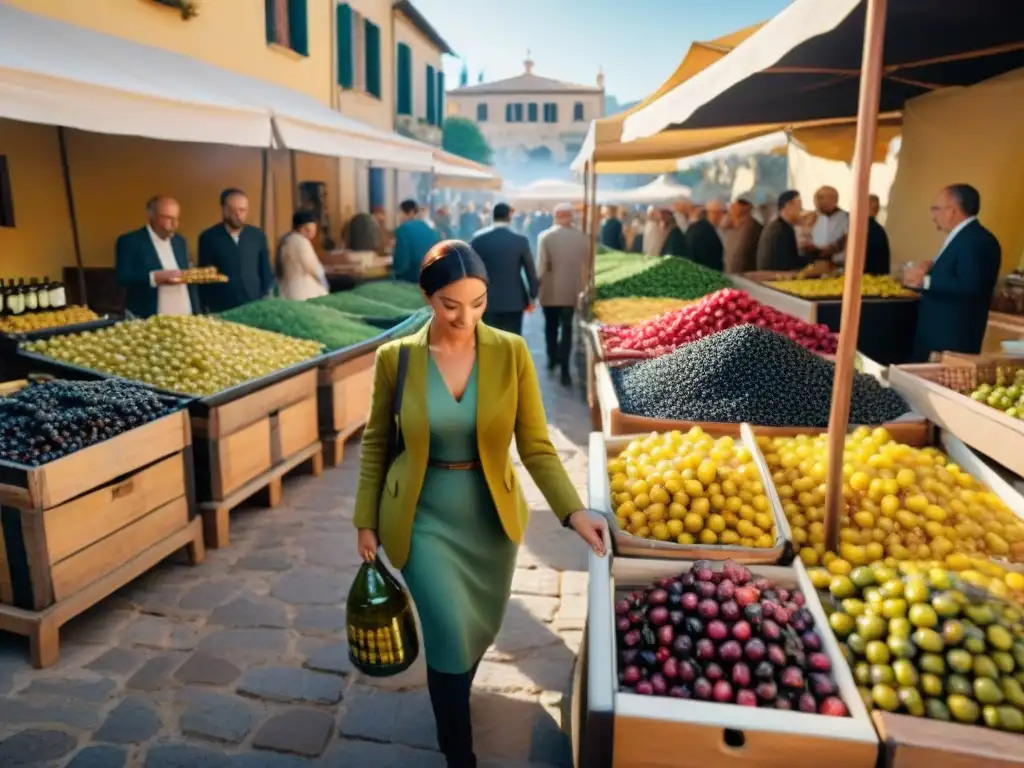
left=419, top=246, right=489, bottom=297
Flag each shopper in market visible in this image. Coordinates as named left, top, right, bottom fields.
left=659, top=208, right=689, bottom=258
left=864, top=196, right=892, bottom=277
left=392, top=199, right=442, bottom=284
left=115, top=196, right=198, bottom=318
left=599, top=205, right=626, bottom=250
left=756, top=190, right=803, bottom=271
left=803, top=185, right=849, bottom=265
left=904, top=183, right=1002, bottom=361
left=197, top=188, right=275, bottom=312
left=470, top=203, right=539, bottom=335
left=685, top=200, right=725, bottom=271
left=458, top=202, right=483, bottom=240
left=538, top=202, right=588, bottom=386
left=353, top=240, right=606, bottom=768
left=276, top=211, right=329, bottom=301
left=642, top=204, right=666, bottom=258
left=722, top=198, right=763, bottom=274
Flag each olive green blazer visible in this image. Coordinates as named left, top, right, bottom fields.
left=353, top=321, right=584, bottom=569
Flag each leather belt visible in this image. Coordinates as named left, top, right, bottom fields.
left=428, top=460, right=482, bottom=470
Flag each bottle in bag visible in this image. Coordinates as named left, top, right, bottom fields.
left=346, top=557, right=419, bottom=677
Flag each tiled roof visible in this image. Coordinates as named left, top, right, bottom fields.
left=449, top=72, right=603, bottom=95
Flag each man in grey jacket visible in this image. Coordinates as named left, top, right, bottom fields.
left=538, top=204, right=589, bottom=385
left=470, top=203, right=539, bottom=335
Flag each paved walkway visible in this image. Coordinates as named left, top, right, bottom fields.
left=0, top=313, right=594, bottom=767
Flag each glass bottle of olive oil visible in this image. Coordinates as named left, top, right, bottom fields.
left=346, top=558, right=419, bottom=676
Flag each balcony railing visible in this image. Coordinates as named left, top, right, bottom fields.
left=395, top=115, right=443, bottom=146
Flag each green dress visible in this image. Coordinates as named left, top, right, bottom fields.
left=401, top=354, right=519, bottom=674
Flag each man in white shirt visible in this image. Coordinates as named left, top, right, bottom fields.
left=805, top=186, right=850, bottom=265
left=115, top=197, right=197, bottom=319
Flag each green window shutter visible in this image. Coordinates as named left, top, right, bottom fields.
left=528, top=102, right=537, bottom=122
left=426, top=64, right=436, bottom=125
left=365, top=20, right=381, bottom=98
left=505, top=103, right=512, bottom=122
left=336, top=4, right=353, bottom=88
left=287, top=0, right=308, bottom=56
left=264, top=0, right=276, bottom=44
left=396, top=43, right=412, bottom=115
left=436, top=70, right=445, bottom=125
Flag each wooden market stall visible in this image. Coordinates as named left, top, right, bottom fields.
left=0, top=387, right=204, bottom=668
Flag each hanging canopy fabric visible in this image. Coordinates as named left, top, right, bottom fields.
left=0, top=4, right=436, bottom=169
left=503, top=179, right=600, bottom=206
left=605, top=175, right=692, bottom=205
left=622, top=0, right=1024, bottom=142
left=431, top=150, right=502, bottom=190
left=571, top=24, right=764, bottom=172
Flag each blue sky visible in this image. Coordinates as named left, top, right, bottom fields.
left=414, top=0, right=792, bottom=103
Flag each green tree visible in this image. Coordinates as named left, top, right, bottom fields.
left=442, top=117, right=493, bottom=165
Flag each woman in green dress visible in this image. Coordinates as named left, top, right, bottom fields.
left=354, top=240, right=606, bottom=768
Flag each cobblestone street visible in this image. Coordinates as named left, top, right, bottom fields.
left=0, top=313, right=594, bottom=767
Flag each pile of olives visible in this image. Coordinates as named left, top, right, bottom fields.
left=811, top=562, right=1024, bottom=731
left=758, top=428, right=1024, bottom=569
left=0, top=379, right=182, bottom=466
left=24, top=316, right=323, bottom=396
left=970, top=367, right=1024, bottom=419
left=0, top=306, right=99, bottom=334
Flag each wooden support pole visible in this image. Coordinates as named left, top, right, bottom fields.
left=56, top=127, right=87, bottom=307
left=823, top=0, right=889, bottom=554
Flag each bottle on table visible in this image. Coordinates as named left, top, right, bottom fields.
left=49, top=278, right=67, bottom=309
left=24, top=278, right=39, bottom=313
left=0, top=280, right=7, bottom=318
left=37, top=276, right=51, bottom=310
left=8, top=279, right=25, bottom=316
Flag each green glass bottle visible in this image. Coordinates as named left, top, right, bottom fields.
left=346, top=557, right=419, bottom=676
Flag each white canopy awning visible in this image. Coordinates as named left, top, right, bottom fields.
left=675, top=131, right=789, bottom=171
left=0, top=4, right=435, bottom=169
left=504, top=179, right=589, bottom=204
left=622, top=1, right=860, bottom=142
left=605, top=174, right=692, bottom=204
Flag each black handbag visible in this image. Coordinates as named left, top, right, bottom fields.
left=386, top=345, right=411, bottom=467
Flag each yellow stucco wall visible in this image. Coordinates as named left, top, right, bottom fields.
left=887, top=69, right=1024, bottom=275
left=3, top=0, right=336, bottom=106
left=394, top=13, right=444, bottom=125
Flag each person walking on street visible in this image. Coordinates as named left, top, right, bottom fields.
left=470, top=203, right=538, bottom=335
left=686, top=201, right=725, bottom=271
left=393, top=200, right=441, bottom=283
left=538, top=203, right=588, bottom=386
left=354, top=240, right=607, bottom=768
left=641, top=205, right=666, bottom=258
left=599, top=205, right=626, bottom=251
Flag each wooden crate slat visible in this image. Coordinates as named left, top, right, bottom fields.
left=50, top=496, right=189, bottom=602
left=208, top=369, right=317, bottom=439
left=272, top=396, right=319, bottom=464
left=319, top=351, right=375, bottom=385
left=211, top=418, right=273, bottom=499
left=26, top=411, right=188, bottom=510
left=873, top=711, right=1024, bottom=768
left=42, top=454, right=186, bottom=565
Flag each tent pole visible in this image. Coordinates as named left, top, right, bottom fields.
left=823, top=0, right=888, bottom=555
left=587, top=162, right=598, bottom=290
left=56, top=127, right=87, bottom=307
left=582, top=160, right=591, bottom=236
left=259, top=148, right=269, bottom=231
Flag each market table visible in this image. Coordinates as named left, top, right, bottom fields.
left=731, top=275, right=919, bottom=365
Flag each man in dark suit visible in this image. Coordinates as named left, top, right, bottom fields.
left=686, top=200, right=725, bottom=271
left=599, top=205, right=626, bottom=251
left=471, top=203, right=539, bottom=335
left=197, top=188, right=275, bottom=312
left=864, top=195, right=891, bottom=277
left=756, top=190, right=803, bottom=271
left=905, top=184, right=1001, bottom=362
left=115, top=196, right=199, bottom=318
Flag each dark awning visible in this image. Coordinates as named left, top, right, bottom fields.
left=622, top=0, right=1024, bottom=141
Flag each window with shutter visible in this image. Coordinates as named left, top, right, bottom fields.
left=477, top=103, right=488, bottom=121
left=574, top=102, right=584, bottom=121
left=287, top=0, right=308, bottom=56
left=436, top=71, right=445, bottom=125
left=543, top=103, right=558, bottom=123
left=364, top=20, right=381, bottom=98
left=265, top=0, right=291, bottom=48
left=336, top=3, right=354, bottom=87
left=513, top=103, right=523, bottom=122
left=396, top=43, right=412, bottom=115
left=426, top=65, right=436, bottom=124
left=527, top=103, right=538, bottom=122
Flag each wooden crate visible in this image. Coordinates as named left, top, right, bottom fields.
left=594, top=361, right=932, bottom=445
left=873, top=711, right=1024, bottom=768
left=583, top=322, right=604, bottom=432
left=888, top=363, right=1024, bottom=478
left=318, top=351, right=375, bottom=467
left=590, top=427, right=794, bottom=564
left=580, top=551, right=880, bottom=768
left=731, top=275, right=819, bottom=323
left=0, top=410, right=204, bottom=668
left=192, top=369, right=323, bottom=548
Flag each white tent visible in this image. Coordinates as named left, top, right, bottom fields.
left=503, top=179, right=589, bottom=205
left=675, top=131, right=788, bottom=171
left=605, top=175, right=691, bottom=204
